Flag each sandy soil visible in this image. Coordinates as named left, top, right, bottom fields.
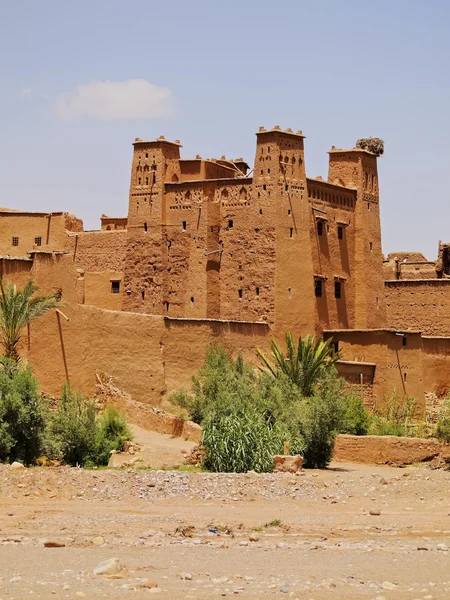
left=0, top=461, right=449, bottom=600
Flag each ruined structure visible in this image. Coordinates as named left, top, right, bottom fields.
left=2, top=127, right=450, bottom=412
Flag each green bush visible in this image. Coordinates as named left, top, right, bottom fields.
left=340, top=395, right=370, bottom=436
left=202, top=409, right=303, bottom=473
left=173, top=343, right=354, bottom=471
left=170, top=345, right=260, bottom=424
left=0, top=361, right=46, bottom=465
left=93, top=406, right=133, bottom=465
left=47, top=385, right=132, bottom=467
left=436, top=399, right=450, bottom=443
left=295, top=373, right=348, bottom=468
left=48, top=384, right=98, bottom=466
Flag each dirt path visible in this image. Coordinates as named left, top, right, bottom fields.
left=0, top=462, right=449, bottom=599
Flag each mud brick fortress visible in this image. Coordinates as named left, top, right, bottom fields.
left=2, top=126, right=450, bottom=413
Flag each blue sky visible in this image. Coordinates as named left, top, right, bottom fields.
left=1, top=0, right=449, bottom=259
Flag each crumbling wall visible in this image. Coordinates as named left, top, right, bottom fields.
left=385, top=280, right=450, bottom=336
left=67, top=230, right=127, bottom=272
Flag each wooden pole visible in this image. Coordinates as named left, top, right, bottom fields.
left=283, top=441, right=290, bottom=456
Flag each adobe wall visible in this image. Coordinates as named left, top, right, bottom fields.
left=66, top=230, right=127, bottom=272
left=422, top=337, right=450, bottom=397
left=385, top=279, right=450, bottom=336
left=84, top=271, right=123, bottom=310
left=0, top=258, right=33, bottom=288
left=307, top=179, right=357, bottom=332
left=334, top=434, right=450, bottom=465
left=0, top=212, right=78, bottom=255
left=324, top=330, right=425, bottom=411
left=26, top=305, right=271, bottom=407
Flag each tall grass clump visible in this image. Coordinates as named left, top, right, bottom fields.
left=202, top=409, right=304, bottom=473
left=369, top=393, right=416, bottom=437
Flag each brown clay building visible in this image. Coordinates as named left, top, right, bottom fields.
left=1, top=127, right=450, bottom=413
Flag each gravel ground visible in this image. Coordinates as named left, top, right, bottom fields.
left=0, top=462, right=449, bottom=599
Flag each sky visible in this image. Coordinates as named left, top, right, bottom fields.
left=1, top=0, right=449, bottom=260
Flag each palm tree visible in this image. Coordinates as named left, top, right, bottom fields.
left=257, top=332, right=340, bottom=397
left=0, top=280, right=65, bottom=361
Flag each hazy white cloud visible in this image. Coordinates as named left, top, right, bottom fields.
left=55, top=79, right=175, bottom=120
left=20, top=88, right=31, bottom=97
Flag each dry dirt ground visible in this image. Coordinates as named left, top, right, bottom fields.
left=1, top=457, right=450, bottom=600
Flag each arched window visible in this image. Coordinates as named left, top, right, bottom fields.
left=172, top=173, right=179, bottom=182
left=239, top=187, right=247, bottom=201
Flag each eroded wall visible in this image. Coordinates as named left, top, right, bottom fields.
left=385, top=280, right=450, bottom=336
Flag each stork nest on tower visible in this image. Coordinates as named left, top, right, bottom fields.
left=356, top=137, right=385, bottom=157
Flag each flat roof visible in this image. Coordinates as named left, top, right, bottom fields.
left=328, top=147, right=376, bottom=157
left=0, top=211, right=64, bottom=217
left=165, top=176, right=253, bottom=186
left=337, top=359, right=376, bottom=367
left=307, top=177, right=357, bottom=193
left=256, top=127, right=305, bottom=139
left=133, top=137, right=182, bottom=147
left=324, top=328, right=422, bottom=334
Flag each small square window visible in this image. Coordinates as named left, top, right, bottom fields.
left=12, top=237, right=19, bottom=247
left=335, top=281, right=341, bottom=299
left=228, top=219, right=233, bottom=229
left=111, top=281, right=121, bottom=294
left=182, top=221, right=187, bottom=230
left=289, top=227, right=293, bottom=238
left=402, top=336, right=407, bottom=346
left=34, top=237, right=42, bottom=247
left=256, top=287, right=260, bottom=296
left=337, top=226, right=343, bottom=240
left=238, top=289, right=243, bottom=299
left=317, top=221, right=323, bottom=236
left=333, top=341, right=339, bottom=355
left=314, top=279, right=322, bottom=298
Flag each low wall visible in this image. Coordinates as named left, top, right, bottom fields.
left=334, top=434, right=450, bottom=465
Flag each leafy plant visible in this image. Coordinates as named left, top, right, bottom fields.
left=257, top=333, right=339, bottom=397
left=0, top=280, right=65, bottom=360
left=436, top=399, right=450, bottom=443
left=47, top=385, right=132, bottom=466
left=94, top=406, right=133, bottom=465
left=170, top=345, right=260, bottom=424
left=0, top=362, right=46, bottom=465
left=340, top=395, right=371, bottom=436
left=48, top=384, right=98, bottom=466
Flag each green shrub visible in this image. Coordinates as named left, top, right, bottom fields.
left=170, top=345, right=260, bottom=424
left=94, top=406, right=133, bottom=465
left=48, top=384, right=98, bottom=466
left=340, top=395, right=371, bottom=435
left=48, top=385, right=132, bottom=467
left=202, top=409, right=303, bottom=473
left=0, top=361, right=46, bottom=465
left=436, top=399, right=450, bottom=443
left=295, top=373, right=347, bottom=468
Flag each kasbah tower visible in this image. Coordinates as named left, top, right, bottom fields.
left=122, top=126, right=386, bottom=337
